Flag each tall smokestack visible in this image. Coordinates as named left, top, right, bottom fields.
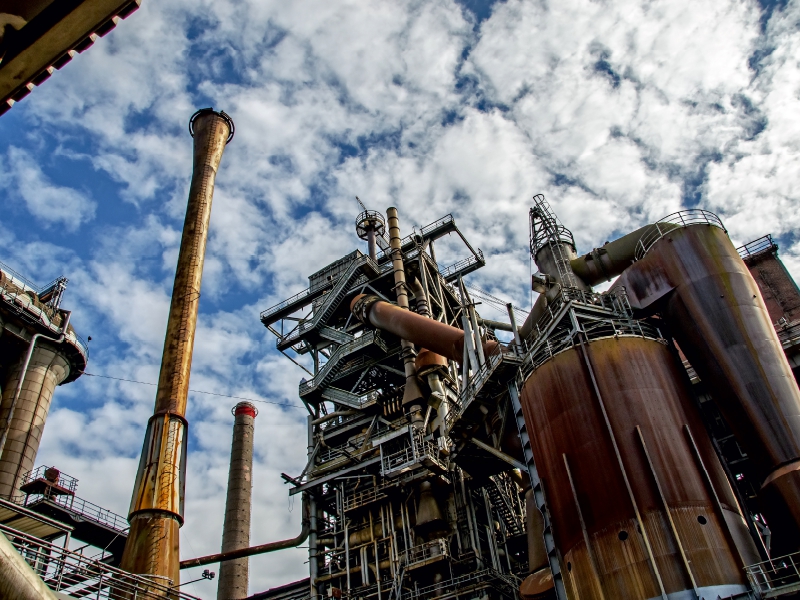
left=119, top=108, right=234, bottom=585
left=217, top=402, right=257, bottom=600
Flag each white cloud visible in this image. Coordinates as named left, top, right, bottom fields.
left=1, top=147, right=96, bottom=231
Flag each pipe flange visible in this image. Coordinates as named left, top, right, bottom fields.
left=189, top=108, right=235, bottom=144
left=351, top=294, right=382, bottom=324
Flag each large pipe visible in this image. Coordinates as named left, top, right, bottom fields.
left=569, top=224, right=674, bottom=287
left=120, top=108, right=234, bottom=584
left=217, top=402, right=257, bottom=600
left=385, top=207, right=424, bottom=408
left=0, top=530, right=58, bottom=600
left=180, top=493, right=311, bottom=570
left=350, top=294, right=501, bottom=364
left=616, top=218, right=800, bottom=555
left=0, top=311, right=71, bottom=498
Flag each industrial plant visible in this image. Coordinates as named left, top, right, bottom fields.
left=1, top=106, right=800, bottom=600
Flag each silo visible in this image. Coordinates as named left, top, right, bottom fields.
left=617, top=214, right=800, bottom=555
left=519, top=332, right=758, bottom=599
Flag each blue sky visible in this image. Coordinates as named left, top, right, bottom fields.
left=1, top=0, right=799, bottom=596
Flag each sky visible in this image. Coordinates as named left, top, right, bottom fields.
left=1, top=0, right=800, bottom=596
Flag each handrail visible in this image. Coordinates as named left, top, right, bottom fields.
left=737, top=234, right=776, bottom=260
left=22, top=493, right=129, bottom=533
left=745, top=549, right=800, bottom=595
left=1, top=523, right=199, bottom=598
left=635, top=209, right=726, bottom=260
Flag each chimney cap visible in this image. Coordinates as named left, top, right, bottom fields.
left=232, top=401, right=258, bottom=418
left=189, top=108, right=235, bottom=144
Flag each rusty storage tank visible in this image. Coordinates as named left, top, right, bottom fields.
left=616, top=212, right=800, bottom=555
left=519, top=327, right=759, bottom=599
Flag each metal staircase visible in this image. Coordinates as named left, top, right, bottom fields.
left=486, top=477, right=524, bottom=537
left=508, top=381, right=568, bottom=600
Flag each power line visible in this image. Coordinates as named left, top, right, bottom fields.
left=79, top=372, right=304, bottom=409
left=464, top=283, right=527, bottom=318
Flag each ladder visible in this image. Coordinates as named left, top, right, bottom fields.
left=508, top=380, right=568, bottom=600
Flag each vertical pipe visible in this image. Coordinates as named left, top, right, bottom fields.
left=386, top=208, right=423, bottom=409
left=507, top=303, right=523, bottom=354
left=307, top=415, right=318, bottom=599
left=217, top=403, right=257, bottom=600
left=367, top=229, right=377, bottom=261
left=119, top=108, right=233, bottom=584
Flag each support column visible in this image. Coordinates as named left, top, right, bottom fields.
left=0, top=343, right=69, bottom=498
left=217, top=402, right=257, bottom=600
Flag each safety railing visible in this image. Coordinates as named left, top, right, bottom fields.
left=21, top=466, right=78, bottom=494
left=21, top=493, right=129, bottom=533
left=381, top=429, right=445, bottom=477
left=402, top=538, right=449, bottom=568
left=406, top=568, right=519, bottom=600
left=0, top=276, right=88, bottom=358
left=439, top=250, right=485, bottom=281
left=738, top=234, right=777, bottom=260
left=778, top=321, right=800, bottom=349
left=520, top=314, right=665, bottom=383
left=635, top=209, right=726, bottom=260
left=1, top=524, right=200, bottom=599
left=745, top=550, right=800, bottom=597
left=260, top=286, right=316, bottom=324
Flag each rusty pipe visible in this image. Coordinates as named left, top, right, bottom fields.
left=386, top=208, right=424, bottom=408
left=351, top=294, right=501, bottom=363
left=120, top=108, right=234, bottom=584
left=409, top=277, right=430, bottom=318
left=180, top=493, right=311, bottom=569
left=569, top=223, right=679, bottom=287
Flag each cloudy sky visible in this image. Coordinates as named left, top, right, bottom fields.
left=1, top=0, right=799, bottom=596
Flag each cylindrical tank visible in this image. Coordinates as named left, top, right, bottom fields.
left=618, top=219, right=800, bottom=555
left=120, top=108, right=233, bottom=585
left=520, top=334, right=758, bottom=600
left=217, top=402, right=257, bottom=600
left=0, top=342, right=70, bottom=498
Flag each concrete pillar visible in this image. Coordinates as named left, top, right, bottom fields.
left=217, top=402, right=257, bottom=600
left=0, top=342, right=70, bottom=498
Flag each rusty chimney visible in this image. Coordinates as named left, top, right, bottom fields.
left=119, top=108, right=234, bottom=585
left=217, top=402, right=257, bottom=600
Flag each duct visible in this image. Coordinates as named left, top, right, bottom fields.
left=518, top=284, right=562, bottom=343
left=181, top=493, right=311, bottom=569
left=351, top=294, right=501, bottom=364
left=312, top=410, right=357, bottom=425
left=617, top=219, right=800, bottom=555
left=569, top=224, right=676, bottom=287
left=217, top=402, right=258, bottom=600
left=385, top=208, right=424, bottom=408
left=477, top=317, right=514, bottom=332
left=0, top=530, right=58, bottom=600
left=120, top=108, right=234, bottom=584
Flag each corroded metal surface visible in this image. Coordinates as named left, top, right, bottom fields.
left=520, top=336, right=755, bottom=599
left=350, top=294, right=501, bottom=363
left=618, top=223, right=800, bottom=554
left=120, top=109, right=233, bottom=585
left=385, top=208, right=423, bottom=407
